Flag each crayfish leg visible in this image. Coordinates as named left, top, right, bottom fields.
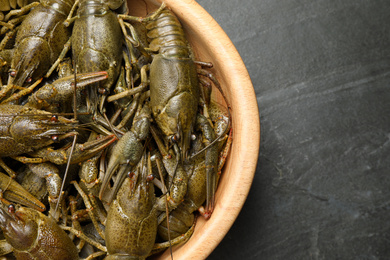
left=151, top=218, right=196, bottom=256
left=0, top=158, right=17, bottom=178
left=3, top=2, right=39, bottom=23
left=45, top=38, right=72, bottom=78
left=1, top=77, right=43, bottom=104
left=72, top=181, right=106, bottom=240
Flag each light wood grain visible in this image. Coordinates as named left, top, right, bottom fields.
left=126, top=0, right=260, bottom=259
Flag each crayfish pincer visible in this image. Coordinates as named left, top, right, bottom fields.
left=0, top=204, right=78, bottom=259
left=99, top=102, right=152, bottom=203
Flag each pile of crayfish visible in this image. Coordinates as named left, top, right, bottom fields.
left=0, top=0, right=232, bottom=259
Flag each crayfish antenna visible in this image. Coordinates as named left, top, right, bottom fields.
left=54, top=134, right=77, bottom=217
left=151, top=152, right=173, bottom=260
left=54, top=59, right=79, bottom=218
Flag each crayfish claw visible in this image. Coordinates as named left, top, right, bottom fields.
left=0, top=171, right=45, bottom=212
left=66, top=134, right=117, bottom=165
left=0, top=205, right=79, bottom=259
left=99, top=131, right=143, bottom=202
left=33, top=134, right=117, bottom=165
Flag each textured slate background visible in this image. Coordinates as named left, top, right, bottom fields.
left=195, top=0, right=390, bottom=259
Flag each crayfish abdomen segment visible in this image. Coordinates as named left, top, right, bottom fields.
left=146, top=9, right=189, bottom=57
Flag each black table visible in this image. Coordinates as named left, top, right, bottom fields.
left=196, top=1, right=390, bottom=259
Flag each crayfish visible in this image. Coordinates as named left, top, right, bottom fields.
left=0, top=1, right=232, bottom=259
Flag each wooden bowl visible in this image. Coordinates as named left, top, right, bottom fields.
left=127, top=0, right=260, bottom=259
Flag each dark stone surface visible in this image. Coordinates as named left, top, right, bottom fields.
left=196, top=0, right=390, bottom=259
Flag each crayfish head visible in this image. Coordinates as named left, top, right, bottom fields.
left=11, top=38, right=49, bottom=88
left=153, top=93, right=197, bottom=161
left=8, top=105, right=78, bottom=151
left=169, top=125, right=192, bottom=161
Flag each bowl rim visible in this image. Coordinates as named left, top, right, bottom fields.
left=128, top=0, right=260, bottom=259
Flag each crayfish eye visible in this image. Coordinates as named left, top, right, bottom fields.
left=26, top=77, right=32, bottom=83
left=191, top=134, right=197, bottom=141
left=50, top=115, right=59, bottom=122
left=146, top=174, right=154, bottom=181
left=51, top=135, right=59, bottom=142
left=98, top=87, right=108, bottom=95
left=8, top=204, right=15, bottom=214
left=171, top=133, right=180, bottom=143
left=9, top=71, right=16, bottom=77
